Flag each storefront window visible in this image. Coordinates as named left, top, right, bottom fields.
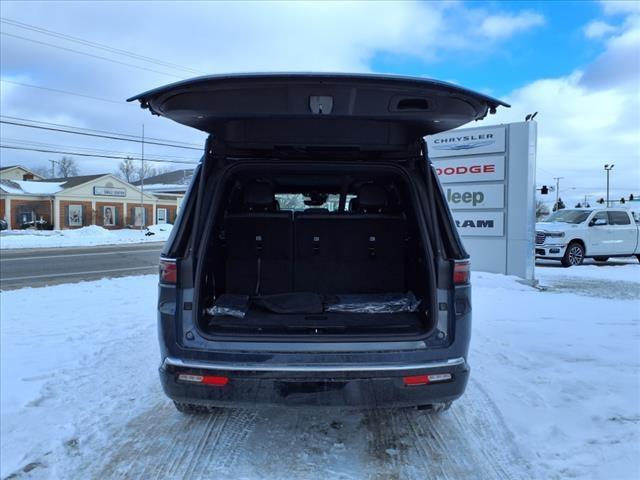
left=133, top=206, right=146, bottom=227
left=68, top=205, right=83, bottom=226
left=103, top=206, right=116, bottom=226
left=19, top=211, right=34, bottom=226
left=156, top=208, right=167, bottom=224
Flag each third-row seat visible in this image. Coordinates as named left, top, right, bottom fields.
left=225, top=182, right=407, bottom=296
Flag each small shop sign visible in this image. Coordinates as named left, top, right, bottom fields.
left=94, top=186, right=126, bottom=197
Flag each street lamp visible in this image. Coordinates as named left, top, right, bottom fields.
left=604, top=164, right=615, bottom=207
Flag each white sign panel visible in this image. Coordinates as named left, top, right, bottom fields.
left=426, top=121, right=536, bottom=280
left=444, top=183, right=504, bottom=210
left=428, top=126, right=506, bottom=158
left=94, top=186, right=126, bottom=197
left=452, top=211, right=504, bottom=237
left=434, top=155, right=505, bottom=183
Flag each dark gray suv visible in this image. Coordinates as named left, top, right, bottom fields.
left=129, top=73, right=508, bottom=413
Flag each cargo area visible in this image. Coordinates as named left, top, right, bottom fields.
left=195, top=163, right=436, bottom=340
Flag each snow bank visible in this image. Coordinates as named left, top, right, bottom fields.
left=0, top=224, right=173, bottom=249
left=471, top=267, right=640, bottom=480
left=0, top=276, right=160, bottom=478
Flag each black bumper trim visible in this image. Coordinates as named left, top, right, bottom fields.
left=159, top=357, right=470, bottom=408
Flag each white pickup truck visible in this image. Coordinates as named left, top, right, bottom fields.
left=536, top=208, right=640, bottom=267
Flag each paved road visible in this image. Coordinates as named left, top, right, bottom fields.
left=0, top=243, right=165, bottom=290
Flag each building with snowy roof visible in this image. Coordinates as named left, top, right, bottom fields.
left=0, top=167, right=183, bottom=230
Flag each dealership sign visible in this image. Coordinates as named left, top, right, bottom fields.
left=435, top=156, right=505, bottom=183
left=451, top=211, right=504, bottom=236
left=94, top=186, right=126, bottom=197
left=427, top=126, right=506, bottom=158
left=426, top=122, right=537, bottom=281
left=445, top=183, right=504, bottom=210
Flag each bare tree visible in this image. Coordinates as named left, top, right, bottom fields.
left=30, top=165, right=51, bottom=179
left=117, top=157, right=136, bottom=183
left=56, top=156, right=79, bottom=178
left=536, top=200, right=550, bottom=220
left=135, top=162, right=157, bottom=182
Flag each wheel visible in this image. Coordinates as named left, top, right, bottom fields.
left=593, top=256, right=609, bottom=263
left=636, top=255, right=640, bottom=263
left=561, top=242, right=584, bottom=267
left=417, top=401, right=452, bottom=413
left=173, top=401, right=217, bottom=414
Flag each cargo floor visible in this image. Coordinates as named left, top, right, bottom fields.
left=206, top=308, right=425, bottom=336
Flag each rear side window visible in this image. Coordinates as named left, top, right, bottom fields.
left=592, top=211, right=609, bottom=224
left=609, top=211, right=631, bottom=225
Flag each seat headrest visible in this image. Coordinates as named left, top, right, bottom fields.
left=243, top=181, right=276, bottom=211
left=302, top=207, right=330, bottom=214
left=355, top=184, right=388, bottom=212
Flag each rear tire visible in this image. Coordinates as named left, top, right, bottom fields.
left=173, top=401, right=217, bottom=414
left=561, top=242, right=584, bottom=267
left=593, top=256, right=609, bottom=263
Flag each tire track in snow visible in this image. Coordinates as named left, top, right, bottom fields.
left=357, top=378, right=536, bottom=480
left=92, top=403, right=257, bottom=480
left=361, top=408, right=412, bottom=480
left=72, top=378, right=535, bottom=480
left=82, top=381, right=533, bottom=480
left=398, top=378, right=536, bottom=480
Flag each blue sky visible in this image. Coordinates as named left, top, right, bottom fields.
left=373, top=1, right=605, bottom=95
left=0, top=0, right=638, bottom=206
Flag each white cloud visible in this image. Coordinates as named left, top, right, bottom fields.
left=601, top=1, right=640, bottom=16
left=584, top=20, right=616, bottom=39
left=493, top=73, right=639, bottom=206
left=486, top=3, right=640, bottom=206
left=580, top=13, right=639, bottom=89
left=0, top=1, right=548, bottom=175
left=478, top=11, right=545, bottom=39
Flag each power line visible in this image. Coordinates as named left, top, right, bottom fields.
left=2, top=137, right=197, bottom=161
left=0, top=144, right=199, bottom=165
left=0, top=17, right=205, bottom=76
left=0, top=115, right=201, bottom=147
left=1, top=31, right=183, bottom=79
left=0, top=118, right=202, bottom=151
left=0, top=79, right=122, bottom=105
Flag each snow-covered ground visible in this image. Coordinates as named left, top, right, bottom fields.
left=1, top=263, right=638, bottom=479
left=0, top=224, right=173, bottom=249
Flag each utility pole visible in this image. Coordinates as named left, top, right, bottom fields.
left=604, top=164, right=614, bottom=207
left=48, top=159, right=58, bottom=177
left=139, top=124, right=145, bottom=230
left=553, top=177, right=563, bottom=210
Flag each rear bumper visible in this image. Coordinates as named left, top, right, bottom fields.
left=159, top=356, right=470, bottom=408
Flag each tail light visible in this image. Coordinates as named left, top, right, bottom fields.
left=453, top=260, right=470, bottom=285
left=177, top=373, right=229, bottom=387
left=159, top=258, right=177, bottom=284
left=403, top=373, right=452, bottom=386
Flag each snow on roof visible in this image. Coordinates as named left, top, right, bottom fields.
left=0, top=179, right=66, bottom=195
left=0, top=181, right=22, bottom=194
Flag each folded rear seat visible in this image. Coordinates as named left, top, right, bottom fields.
left=294, top=184, right=406, bottom=294
left=225, top=181, right=293, bottom=295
